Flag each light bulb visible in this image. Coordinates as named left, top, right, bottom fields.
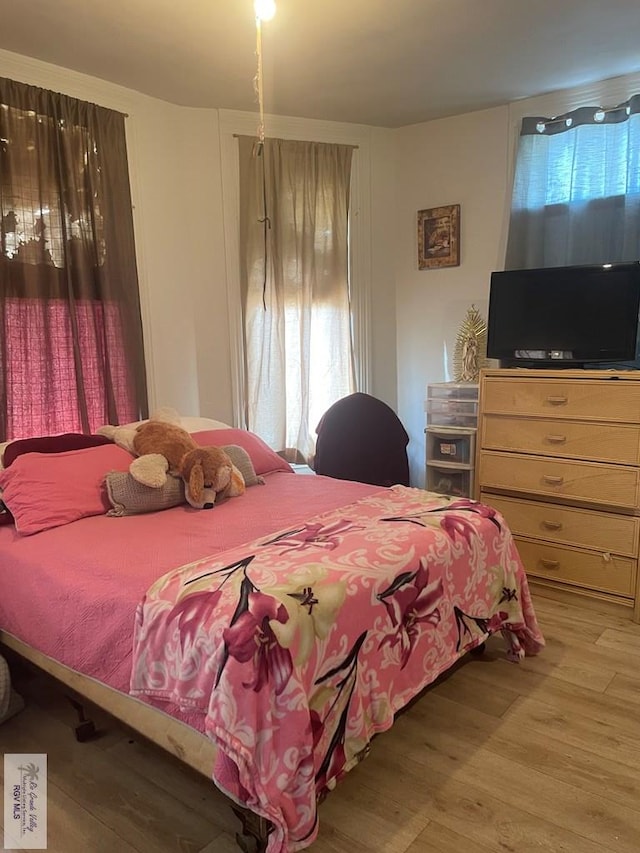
left=254, top=0, right=276, bottom=22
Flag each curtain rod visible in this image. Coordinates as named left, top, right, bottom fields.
left=232, top=133, right=359, bottom=148
left=540, top=96, right=635, bottom=128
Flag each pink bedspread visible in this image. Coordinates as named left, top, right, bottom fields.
left=0, top=472, right=380, bottom=705
left=130, top=487, right=544, bottom=853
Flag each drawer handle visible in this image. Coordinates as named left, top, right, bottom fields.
left=546, top=395, right=568, bottom=405
left=546, top=434, right=567, bottom=444
left=542, top=475, right=564, bottom=486
left=540, top=559, right=560, bottom=570
left=542, top=520, right=563, bottom=530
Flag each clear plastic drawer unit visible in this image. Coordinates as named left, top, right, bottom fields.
left=424, top=382, right=479, bottom=498
left=426, top=427, right=475, bottom=465
left=425, top=382, right=479, bottom=428
left=426, top=464, right=474, bottom=499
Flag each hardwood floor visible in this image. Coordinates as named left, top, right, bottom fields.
left=1, top=590, right=639, bottom=853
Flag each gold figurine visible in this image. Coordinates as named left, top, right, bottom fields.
left=454, top=305, right=487, bottom=382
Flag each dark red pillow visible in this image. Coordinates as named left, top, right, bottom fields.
left=3, top=433, right=112, bottom=469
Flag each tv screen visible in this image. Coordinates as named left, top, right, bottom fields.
left=487, top=262, right=640, bottom=367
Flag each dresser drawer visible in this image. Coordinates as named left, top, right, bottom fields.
left=482, top=377, right=640, bottom=423
left=479, top=451, right=640, bottom=509
left=515, top=538, right=636, bottom=597
left=482, top=415, right=640, bottom=465
left=481, top=493, right=640, bottom=557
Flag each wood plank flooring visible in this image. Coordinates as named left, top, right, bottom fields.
left=1, top=590, right=639, bottom=853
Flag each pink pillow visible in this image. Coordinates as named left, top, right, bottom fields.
left=191, top=429, right=293, bottom=476
left=0, top=444, right=134, bottom=535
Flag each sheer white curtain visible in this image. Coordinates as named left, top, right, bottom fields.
left=238, top=136, right=355, bottom=462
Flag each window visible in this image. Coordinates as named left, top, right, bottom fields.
left=0, top=77, right=147, bottom=440
left=505, top=94, right=640, bottom=269
left=238, top=136, right=355, bottom=462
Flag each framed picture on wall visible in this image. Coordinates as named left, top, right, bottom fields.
left=417, top=204, right=460, bottom=269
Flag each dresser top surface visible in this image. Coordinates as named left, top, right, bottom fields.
left=481, top=368, right=640, bottom=382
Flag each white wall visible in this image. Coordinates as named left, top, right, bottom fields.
left=174, top=107, right=233, bottom=420
left=395, top=107, right=510, bottom=486
left=369, top=129, right=399, bottom=409
left=128, top=103, right=243, bottom=421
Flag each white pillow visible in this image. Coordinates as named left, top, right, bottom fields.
left=0, top=441, right=10, bottom=470
left=120, top=415, right=232, bottom=433
left=180, top=416, right=232, bottom=432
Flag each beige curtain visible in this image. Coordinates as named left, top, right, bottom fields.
left=238, top=136, right=355, bottom=462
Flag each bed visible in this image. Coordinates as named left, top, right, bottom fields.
left=0, top=425, right=544, bottom=853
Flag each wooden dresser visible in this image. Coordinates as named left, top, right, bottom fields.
left=476, top=368, right=640, bottom=621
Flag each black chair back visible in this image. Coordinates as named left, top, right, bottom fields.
left=314, top=392, right=410, bottom=487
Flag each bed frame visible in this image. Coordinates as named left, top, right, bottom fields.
left=0, top=630, right=273, bottom=852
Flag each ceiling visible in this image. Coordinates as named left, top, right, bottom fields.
left=2, top=0, right=640, bottom=127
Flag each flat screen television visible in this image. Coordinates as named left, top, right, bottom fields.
left=486, top=262, right=640, bottom=368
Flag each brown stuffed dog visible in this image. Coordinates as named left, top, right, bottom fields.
left=131, top=422, right=245, bottom=509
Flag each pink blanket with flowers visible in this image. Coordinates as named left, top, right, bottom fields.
left=130, top=486, right=544, bottom=853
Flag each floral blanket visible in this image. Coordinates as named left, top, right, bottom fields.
left=130, top=486, right=544, bottom=852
